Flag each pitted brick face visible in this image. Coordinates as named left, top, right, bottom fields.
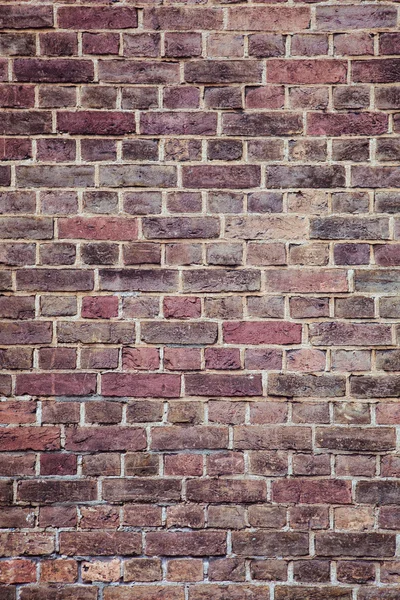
left=1, top=1, right=399, bottom=598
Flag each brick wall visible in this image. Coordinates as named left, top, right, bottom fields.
left=1, top=1, right=400, bottom=599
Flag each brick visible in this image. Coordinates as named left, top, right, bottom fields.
left=337, top=561, right=375, bottom=584
left=334, top=32, right=374, bottom=56
left=146, top=531, right=226, bottom=556
left=17, top=480, right=96, bottom=504
left=40, top=559, right=78, bottom=583
left=183, top=269, right=260, bottom=293
left=0, top=33, right=36, bottom=56
left=185, top=374, right=262, bottom=397
left=142, top=322, right=217, bottom=345
left=185, top=60, right=262, bottom=84
left=0, top=533, right=54, bottom=557
left=232, top=532, right=308, bottom=557
left=123, top=347, right=159, bottom=370
left=273, top=479, right=351, bottom=504
left=102, top=373, right=181, bottom=397
left=190, top=585, right=269, bottom=600
left=268, top=60, right=347, bottom=83
left=58, top=7, right=138, bottom=30
left=151, top=426, right=228, bottom=450
left=352, top=59, right=400, bottom=83
left=226, top=216, right=307, bottom=240
left=99, top=60, right=180, bottom=84
left=16, top=374, right=96, bottom=396
left=316, top=5, right=397, bottom=31
left=100, top=269, right=178, bottom=292
left=223, top=321, right=301, bottom=344
left=143, top=217, right=219, bottom=239
left=105, top=588, right=183, bottom=600
left=42, top=401, right=79, bottom=424
left=356, top=481, right=400, bottom=505
left=269, top=374, right=346, bottom=397
left=315, top=533, right=395, bottom=558
left=99, top=165, right=176, bottom=188
left=164, top=348, right=201, bottom=371
left=311, top=217, right=389, bottom=240
left=14, top=59, right=94, bottom=83
left=65, top=426, right=146, bottom=451
left=0, top=6, right=53, bottom=29
left=205, top=348, right=241, bottom=370
left=309, top=322, right=392, bottom=346
left=227, top=7, right=310, bottom=31
left=308, top=113, right=387, bottom=136
left=275, top=588, right=351, bottom=600
left=251, top=560, right=287, bottom=582
left=144, top=8, right=223, bottom=31
left=165, top=33, right=201, bottom=58
left=234, top=426, right=311, bottom=450
left=266, top=269, right=348, bottom=293
left=187, top=479, right=265, bottom=503
left=60, top=532, right=141, bottom=556
left=124, top=33, right=160, bottom=58
left=124, top=558, right=161, bottom=582
left=39, top=507, right=77, bottom=529
left=58, top=112, right=135, bottom=137
left=208, top=558, right=245, bottom=582
left=266, top=165, right=345, bottom=188
left=222, top=113, right=302, bottom=136
left=83, top=33, right=119, bottom=55
left=204, top=87, right=242, bottom=109
left=289, top=87, right=329, bottom=109
left=249, top=34, right=285, bottom=57
left=207, top=34, right=244, bottom=58
left=291, top=34, right=328, bottom=56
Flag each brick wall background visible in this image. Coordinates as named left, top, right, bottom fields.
left=1, top=1, right=400, bottom=599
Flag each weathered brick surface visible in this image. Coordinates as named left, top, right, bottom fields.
left=0, top=1, right=398, bottom=597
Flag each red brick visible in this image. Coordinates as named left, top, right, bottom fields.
left=272, top=479, right=352, bottom=504
left=223, top=321, right=301, bottom=345
left=65, top=426, right=146, bottom=452
left=60, top=532, right=141, bottom=556
left=164, top=348, right=202, bottom=371
left=146, top=531, right=226, bottom=557
left=14, top=59, right=94, bottom=83
left=81, top=296, right=118, bottom=318
left=40, top=559, right=78, bottom=583
left=144, top=8, right=223, bottom=31
left=0, top=533, right=55, bottom=557
left=58, top=7, right=138, bottom=30
left=102, top=373, right=181, bottom=397
left=105, top=588, right=184, bottom=600
left=0, top=427, right=60, bottom=451
left=58, top=112, right=136, bottom=136
left=83, top=33, right=120, bottom=55
left=0, top=6, right=53, bottom=29
left=308, top=112, right=388, bottom=136
left=151, top=426, right=228, bottom=450
left=99, top=60, right=180, bottom=84
left=185, top=374, right=262, bottom=397
left=123, top=347, right=160, bottom=370
left=268, top=60, right=347, bottom=83
left=103, top=478, right=181, bottom=503
left=227, top=7, right=310, bottom=31
left=16, top=372, right=96, bottom=396
left=17, top=480, right=96, bottom=504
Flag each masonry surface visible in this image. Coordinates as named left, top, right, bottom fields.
left=1, top=1, right=400, bottom=598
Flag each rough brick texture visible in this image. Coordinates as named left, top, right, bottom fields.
left=1, top=1, right=400, bottom=598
